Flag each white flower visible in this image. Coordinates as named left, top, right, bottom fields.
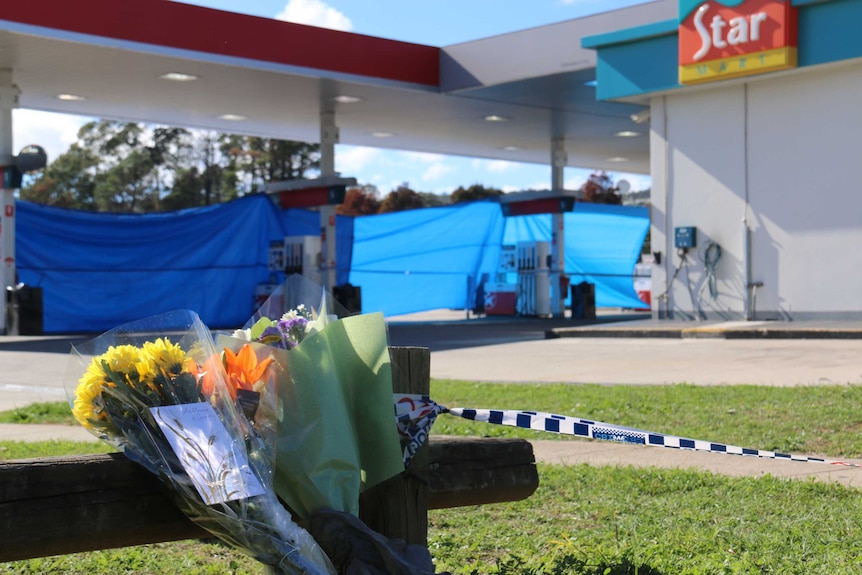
left=231, top=328, right=252, bottom=341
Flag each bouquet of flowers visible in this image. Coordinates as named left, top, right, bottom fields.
left=230, top=274, right=406, bottom=518
left=65, top=309, right=336, bottom=575
left=230, top=275, right=435, bottom=574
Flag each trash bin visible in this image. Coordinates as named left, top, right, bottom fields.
left=570, top=281, right=596, bottom=320
left=5, top=285, right=18, bottom=335
left=6, top=284, right=43, bottom=335
left=333, top=283, right=362, bottom=316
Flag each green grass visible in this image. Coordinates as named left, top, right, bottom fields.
left=429, top=464, right=862, bottom=575
left=0, top=401, right=76, bottom=425
left=0, top=541, right=265, bottom=575
left=0, top=440, right=116, bottom=460
left=430, top=380, right=862, bottom=458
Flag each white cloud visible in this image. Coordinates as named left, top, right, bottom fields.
left=12, top=109, right=87, bottom=165
left=471, top=158, right=518, bottom=173
left=617, top=174, right=652, bottom=192
left=421, top=163, right=454, bottom=182
left=484, top=160, right=515, bottom=173
left=335, top=145, right=381, bottom=174
left=275, top=0, right=352, bottom=31
left=607, top=171, right=652, bottom=192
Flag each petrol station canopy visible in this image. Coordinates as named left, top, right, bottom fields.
left=0, top=0, right=676, bottom=175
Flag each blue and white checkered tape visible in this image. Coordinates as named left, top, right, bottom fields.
left=393, top=394, right=860, bottom=469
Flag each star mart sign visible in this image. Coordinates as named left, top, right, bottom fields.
left=679, top=0, right=798, bottom=85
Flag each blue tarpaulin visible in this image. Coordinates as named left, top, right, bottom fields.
left=502, top=203, right=649, bottom=308
left=16, top=194, right=285, bottom=332
left=349, top=202, right=505, bottom=317
left=14, top=196, right=648, bottom=332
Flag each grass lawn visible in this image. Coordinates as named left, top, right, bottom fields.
left=0, top=400, right=76, bottom=425
left=430, top=463, right=862, bottom=575
left=3, top=380, right=862, bottom=574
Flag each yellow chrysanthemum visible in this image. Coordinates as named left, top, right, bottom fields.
left=72, top=356, right=113, bottom=428
left=143, top=338, right=188, bottom=375
left=102, top=344, right=152, bottom=384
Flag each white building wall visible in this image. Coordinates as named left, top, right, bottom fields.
left=651, top=59, right=862, bottom=320
left=747, top=61, right=862, bottom=319
left=651, top=85, right=748, bottom=319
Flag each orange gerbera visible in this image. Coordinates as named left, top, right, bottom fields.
left=221, top=344, right=275, bottom=400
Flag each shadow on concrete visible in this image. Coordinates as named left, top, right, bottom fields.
left=0, top=337, right=91, bottom=354
left=0, top=311, right=654, bottom=355
left=387, top=313, right=649, bottom=352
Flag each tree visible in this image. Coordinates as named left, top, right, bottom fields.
left=218, top=134, right=245, bottom=201
left=161, top=166, right=204, bottom=211
left=450, top=183, right=503, bottom=203
left=418, top=192, right=450, bottom=208
left=337, top=185, right=380, bottom=216
left=580, top=171, right=622, bottom=205
left=378, top=183, right=424, bottom=213
left=161, top=131, right=225, bottom=210
left=224, top=137, right=321, bottom=194
left=20, top=143, right=99, bottom=209
left=73, top=121, right=193, bottom=212
left=22, top=121, right=322, bottom=212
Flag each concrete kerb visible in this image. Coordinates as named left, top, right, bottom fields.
left=548, top=320, right=862, bottom=340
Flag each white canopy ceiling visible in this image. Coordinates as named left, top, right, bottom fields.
left=0, top=0, right=676, bottom=175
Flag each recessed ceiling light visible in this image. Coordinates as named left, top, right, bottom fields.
left=160, top=72, right=199, bottom=82
left=56, top=94, right=85, bottom=101
left=615, top=130, right=640, bottom=137
left=218, top=114, right=247, bottom=121
left=484, top=115, right=509, bottom=122
left=606, top=157, right=629, bottom=162
left=501, top=146, right=520, bottom=151
left=584, top=80, right=598, bottom=87
left=371, top=132, right=393, bottom=138
left=332, top=95, right=362, bottom=104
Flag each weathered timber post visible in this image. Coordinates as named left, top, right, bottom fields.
left=359, top=346, right=430, bottom=546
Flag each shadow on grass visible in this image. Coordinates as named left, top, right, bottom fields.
left=478, top=554, right=665, bottom=575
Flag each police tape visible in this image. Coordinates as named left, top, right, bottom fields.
left=393, top=394, right=862, bottom=469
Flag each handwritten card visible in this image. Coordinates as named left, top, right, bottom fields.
left=150, top=403, right=265, bottom=504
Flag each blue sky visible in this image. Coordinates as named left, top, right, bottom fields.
left=12, top=0, right=652, bottom=195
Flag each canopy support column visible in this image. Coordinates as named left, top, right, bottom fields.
left=550, top=138, right=567, bottom=318
left=319, top=109, right=338, bottom=291
left=0, top=70, right=19, bottom=335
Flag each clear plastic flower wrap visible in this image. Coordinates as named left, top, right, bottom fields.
left=64, top=309, right=336, bottom=575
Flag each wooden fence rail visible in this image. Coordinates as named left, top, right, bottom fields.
left=0, top=347, right=538, bottom=563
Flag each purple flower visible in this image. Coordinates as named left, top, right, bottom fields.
left=257, top=325, right=289, bottom=350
